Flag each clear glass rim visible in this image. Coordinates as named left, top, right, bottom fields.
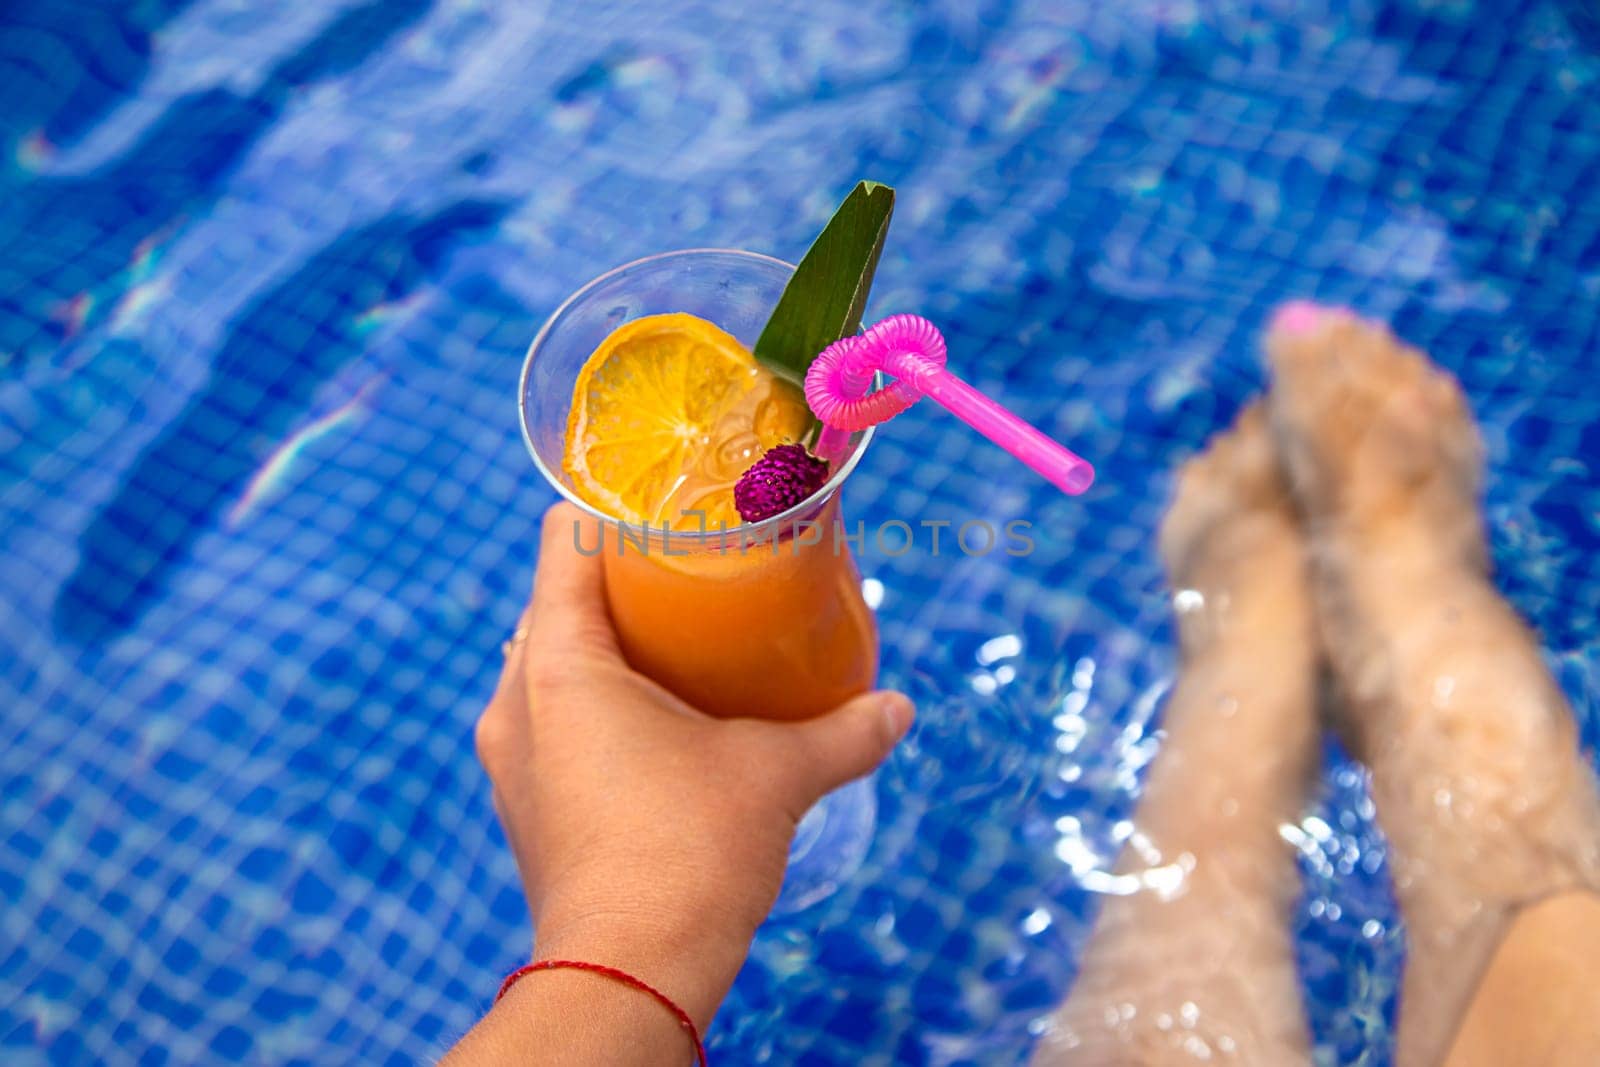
left=518, top=247, right=878, bottom=543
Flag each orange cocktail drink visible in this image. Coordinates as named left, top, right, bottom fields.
left=597, top=494, right=876, bottom=721
left=519, top=250, right=879, bottom=721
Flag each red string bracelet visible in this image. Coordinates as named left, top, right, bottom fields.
left=496, top=959, right=708, bottom=1066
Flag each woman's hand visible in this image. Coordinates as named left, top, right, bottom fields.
left=469, top=502, right=913, bottom=1037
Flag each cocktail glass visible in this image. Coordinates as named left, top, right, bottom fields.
left=519, top=248, right=882, bottom=911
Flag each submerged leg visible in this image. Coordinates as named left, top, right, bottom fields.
left=1264, top=305, right=1600, bottom=1067
left=1037, top=406, right=1317, bottom=1066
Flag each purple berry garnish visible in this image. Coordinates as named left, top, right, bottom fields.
left=734, top=444, right=831, bottom=523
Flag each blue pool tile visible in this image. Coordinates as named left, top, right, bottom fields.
left=6, top=1, right=1600, bottom=1062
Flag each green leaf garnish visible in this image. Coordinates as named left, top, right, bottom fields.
left=754, top=180, right=895, bottom=385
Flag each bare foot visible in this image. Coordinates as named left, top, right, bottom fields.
left=1263, top=301, right=1486, bottom=574
left=1159, top=404, right=1312, bottom=670
left=1263, top=303, right=1600, bottom=1067
left=1037, top=405, right=1316, bottom=1066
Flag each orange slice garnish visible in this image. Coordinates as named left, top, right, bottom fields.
left=562, top=313, right=811, bottom=527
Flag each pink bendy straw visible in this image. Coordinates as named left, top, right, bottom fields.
left=805, top=314, right=1095, bottom=495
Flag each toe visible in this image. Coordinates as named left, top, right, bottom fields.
left=1265, top=301, right=1356, bottom=368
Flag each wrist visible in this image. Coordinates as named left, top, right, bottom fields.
left=475, top=952, right=712, bottom=1067
left=533, top=890, right=758, bottom=1030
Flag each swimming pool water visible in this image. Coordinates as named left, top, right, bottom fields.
left=3, top=1, right=1598, bottom=1063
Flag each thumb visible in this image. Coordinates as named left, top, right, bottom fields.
left=778, top=690, right=914, bottom=809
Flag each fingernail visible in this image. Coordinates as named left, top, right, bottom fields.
left=879, top=692, right=914, bottom=741
left=1271, top=300, right=1327, bottom=335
